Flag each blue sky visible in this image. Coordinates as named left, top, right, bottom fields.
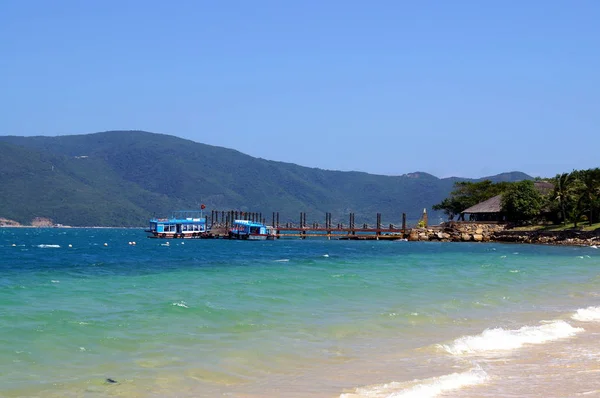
left=1, top=1, right=599, bottom=178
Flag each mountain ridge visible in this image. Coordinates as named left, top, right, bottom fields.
left=0, top=131, right=532, bottom=226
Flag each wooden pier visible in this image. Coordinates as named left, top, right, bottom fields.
left=209, top=210, right=410, bottom=240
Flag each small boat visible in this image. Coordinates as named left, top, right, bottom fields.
left=228, top=219, right=276, bottom=240
left=146, top=210, right=211, bottom=239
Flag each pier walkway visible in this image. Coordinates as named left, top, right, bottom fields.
left=209, top=210, right=411, bottom=240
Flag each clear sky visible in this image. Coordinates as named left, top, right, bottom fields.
left=1, top=1, right=599, bottom=178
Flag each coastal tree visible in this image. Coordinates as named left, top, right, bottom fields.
left=501, top=180, right=543, bottom=223
left=433, top=180, right=513, bottom=219
left=552, top=172, right=576, bottom=225
left=574, top=168, right=600, bottom=226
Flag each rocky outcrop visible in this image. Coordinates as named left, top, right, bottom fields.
left=491, top=229, right=600, bottom=246
left=408, top=222, right=505, bottom=242
left=0, top=217, right=21, bottom=227
left=407, top=222, right=600, bottom=246
left=30, top=217, right=53, bottom=227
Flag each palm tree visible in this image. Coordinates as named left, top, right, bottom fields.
left=576, top=168, right=600, bottom=226
left=553, top=172, right=572, bottom=225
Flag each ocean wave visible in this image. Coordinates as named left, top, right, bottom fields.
left=440, top=320, right=583, bottom=355
left=572, top=306, right=600, bottom=322
left=37, top=244, right=61, bottom=248
left=172, top=301, right=189, bottom=308
left=340, top=368, right=489, bottom=398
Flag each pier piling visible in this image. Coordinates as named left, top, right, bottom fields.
left=210, top=209, right=409, bottom=240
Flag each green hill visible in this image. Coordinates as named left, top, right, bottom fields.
left=0, top=131, right=532, bottom=227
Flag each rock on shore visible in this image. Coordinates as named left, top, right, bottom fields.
left=408, top=222, right=600, bottom=246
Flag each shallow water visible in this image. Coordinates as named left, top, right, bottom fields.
left=1, top=227, right=599, bottom=397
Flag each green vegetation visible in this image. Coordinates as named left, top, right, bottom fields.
left=433, top=168, right=600, bottom=228
left=501, top=180, right=543, bottom=222
left=548, top=168, right=600, bottom=227
left=511, top=222, right=600, bottom=232
left=432, top=180, right=515, bottom=219
left=0, top=131, right=531, bottom=227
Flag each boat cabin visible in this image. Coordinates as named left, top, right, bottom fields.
left=229, top=219, right=275, bottom=240
left=147, top=210, right=208, bottom=239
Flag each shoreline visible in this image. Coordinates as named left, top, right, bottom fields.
left=3, top=223, right=599, bottom=247
left=409, top=222, right=600, bottom=247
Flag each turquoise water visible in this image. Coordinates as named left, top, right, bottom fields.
left=1, top=228, right=600, bottom=397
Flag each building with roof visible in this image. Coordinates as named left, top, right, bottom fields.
left=458, top=181, right=554, bottom=222
left=459, top=195, right=505, bottom=222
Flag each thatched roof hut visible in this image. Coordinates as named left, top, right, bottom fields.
left=460, top=195, right=503, bottom=221
left=459, top=181, right=554, bottom=222
left=532, top=181, right=554, bottom=195
left=461, top=195, right=502, bottom=214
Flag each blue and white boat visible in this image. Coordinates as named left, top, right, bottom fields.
left=228, top=219, right=276, bottom=240
left=147, top=210, right=210, bottom=239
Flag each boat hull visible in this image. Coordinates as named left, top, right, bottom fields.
left=147, top=232, right=214, bottom=239
left=227, top=232, right=274, bottom=241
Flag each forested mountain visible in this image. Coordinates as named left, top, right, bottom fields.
left=0, top=131, right=532, bottom=226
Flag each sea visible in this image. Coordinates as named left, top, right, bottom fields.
left=1, top=227, right=600, bottom=398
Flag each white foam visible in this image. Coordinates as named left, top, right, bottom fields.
left=441, top=320, right=583, bottom=355
left=172, top=301, right=189, bottom=308
left=37, top=244, right=61, bottom=248
left=323, top=254, right=330, bottom=257
left=572, top=306, right=600, bottom=322
left=274, top=259, right=289, bottom=262
left=51, top=280, right=60, bottom=283
left=341, top=381, right=403, bottom=398
left=340, top=368, right=489, bottom=398
left=390, top=368, right=489, bottom=398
